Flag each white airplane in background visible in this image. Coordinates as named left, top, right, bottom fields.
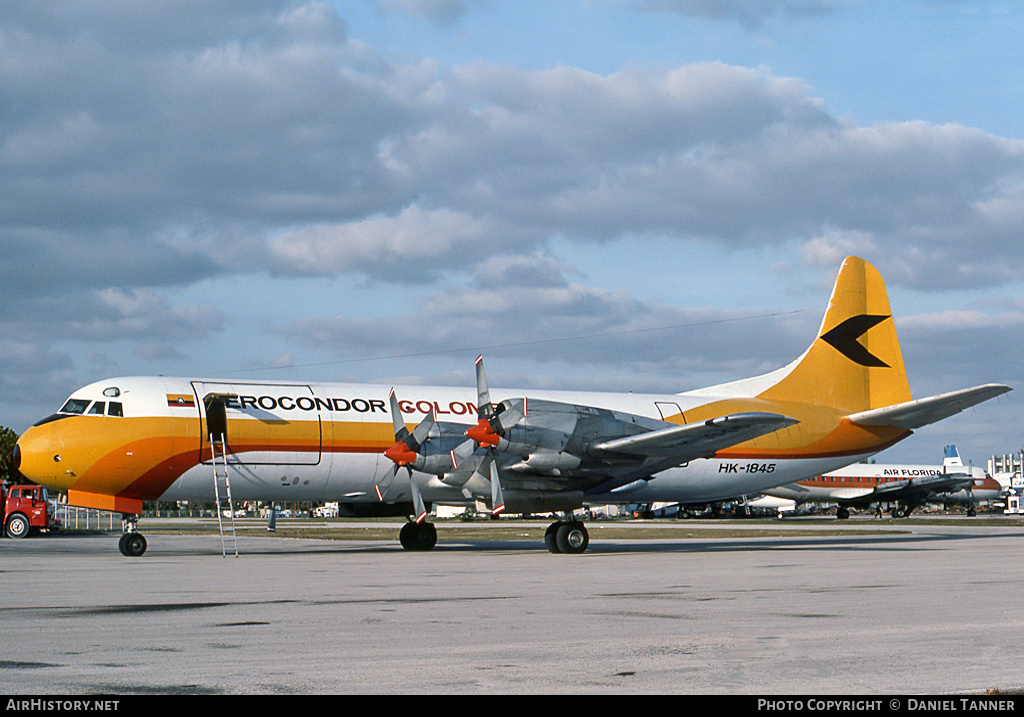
left=12, top=257, right=1010, bottom=555
left=767, top=445, right=1004, bottom=518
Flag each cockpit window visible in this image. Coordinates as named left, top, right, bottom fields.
left=56, top=398, right=125, bottom=417
left=59, top=398, right=91, bottom=415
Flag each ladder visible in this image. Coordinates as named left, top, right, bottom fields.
left=211, top=432, right=238, bottom=557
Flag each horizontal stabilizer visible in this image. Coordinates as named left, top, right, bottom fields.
left=846, top=384, right=1011, bottom=430
left=592, top=412, right=798, bottom=463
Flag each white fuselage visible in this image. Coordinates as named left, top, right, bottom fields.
left=137, top=377, right=875, bottom=507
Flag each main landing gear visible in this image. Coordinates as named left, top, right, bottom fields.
left=544, top=519, right=590, bottom=554
left=397, top=516, right=591, bottom=554
left=118, top=513, right=147, bottom=557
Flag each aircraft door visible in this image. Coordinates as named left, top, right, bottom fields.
left=192, top=381, right=323, bottom=465
left=205, top=394, right=228, bottom=442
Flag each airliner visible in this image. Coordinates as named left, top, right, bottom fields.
left=11, top=257, right=1011, bottom=555
left=766, top=445, right=1003, bottom=518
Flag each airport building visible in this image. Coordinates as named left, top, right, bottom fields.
left=989, top=451, right=1024, bottom=514
left=988, top=451, right=1024, bottom=480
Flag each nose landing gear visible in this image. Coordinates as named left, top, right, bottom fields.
left=118, top=514, right=147, bottom=557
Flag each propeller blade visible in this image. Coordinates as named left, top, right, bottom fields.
left=449, top=439, right=477, bottom=470
left=388, top=388, right=409, bottom=440
left=411, top=405, right=435, bottom=446
left=441, top=439, right=484, bottom=487
left=475, top=355, right=493, bottom=419
left=374, top=464, right=400, bottom=502
left=489, top=456, right=505, bottom=516
left=497, top=398, right=525, bottom=427
left=409, top=473, right=428, bottom=524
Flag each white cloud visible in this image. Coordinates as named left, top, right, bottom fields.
left=267, top=205, right=501, bottom=278
left=68, top=288, right=223, bottom=343
left=4, top=2, right=1024, bottom=298
left=273, top=251, right=816, bottom=389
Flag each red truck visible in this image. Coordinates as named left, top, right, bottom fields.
left=2, top=484, right=61, bottom=538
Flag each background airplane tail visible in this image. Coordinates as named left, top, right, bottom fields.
left=757, top=256, right=912, bottom=414
left=943, top=445, right=963, bottom=468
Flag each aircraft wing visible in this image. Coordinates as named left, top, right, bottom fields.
left=872, top=473, right=974, bottom=498
left=590, top=412, right=799, bottom=462
left=846, top=384, right=1011, bottom=430
left=839, top=473, right=976, bottom=507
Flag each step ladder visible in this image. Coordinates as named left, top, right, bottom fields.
left=211, top=432, right=238, bottom=557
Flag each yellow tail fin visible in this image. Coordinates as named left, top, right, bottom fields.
left=758, top=256, right=912, bottom=413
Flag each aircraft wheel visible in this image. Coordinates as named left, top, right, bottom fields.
left=414, top=522, right=437, bottom=551
left=6, top=514, right=30, bottom=539
left=836, top=506, right=850, bottom=520
left=544, top=522, right=561, bottom=553
left=399, top=522, right=416, bottom=550
left=555, top=522, right=589, bottom=555
left=399, top=522, right=437, bottom=551
left=967, top=507, right=977, bottom=517
left=119, top=532, right=147, bottom=557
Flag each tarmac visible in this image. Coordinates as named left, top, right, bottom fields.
left=2, top=517, right=1023, bottom=695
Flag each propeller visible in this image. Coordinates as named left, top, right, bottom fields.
left=464, top=355, right=525, bottom=448
left=464, top=356, right=516, bottom=516
left=376, top=389, right=435, bottom=521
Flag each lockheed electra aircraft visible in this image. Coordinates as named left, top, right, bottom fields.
left=12, top=257, right=1011, bottom=555
left=767, top=445, right=1003, bottom=518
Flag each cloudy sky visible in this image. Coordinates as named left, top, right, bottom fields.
left=2, top=0, right=1022, bottom=465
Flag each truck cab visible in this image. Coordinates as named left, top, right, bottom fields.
left=3, top=484, right=61, bottom=538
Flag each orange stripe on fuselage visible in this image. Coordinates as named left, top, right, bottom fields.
left=21, top=413, right=390, bottom=502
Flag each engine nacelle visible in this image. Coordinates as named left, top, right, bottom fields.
left=507, top=450, right=582, bottom=474
left=490, top=490, right=584, bottom=515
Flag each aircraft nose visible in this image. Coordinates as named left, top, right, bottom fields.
left=15, top=424, right=71, bottom=491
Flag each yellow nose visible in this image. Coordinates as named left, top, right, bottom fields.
left=15, top=423, right=75, bottom=492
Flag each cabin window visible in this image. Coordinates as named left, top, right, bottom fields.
left=108, top=402, right=123, bottom=417
left=87, top=402, right=105, bottom=415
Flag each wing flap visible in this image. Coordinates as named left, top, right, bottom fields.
left=591, top=412, right=798, bottom=462
left=847, top=384, right=1011, bottom=430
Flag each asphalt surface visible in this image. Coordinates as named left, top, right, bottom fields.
left=2, top=518, right=1023, bottom=695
